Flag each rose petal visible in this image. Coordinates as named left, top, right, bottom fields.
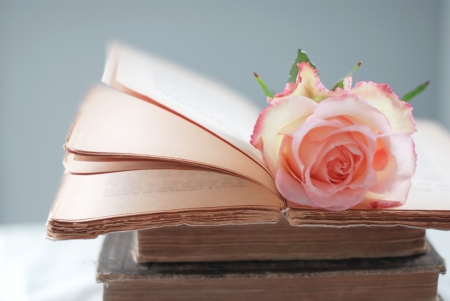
left=290, top=117, right=343, bottom=176
left=279, top=135, right=302, bottom=180
left=314, top=95, right=392, bottom=134
left=307, top=186, right=367, bottom=211
left=288, top=117, right=378, bottom=208
left=274, top=62, right=330, bottom=102
left=289, top=117, right=378, bottom=197
left=305, top=143, right=376, bottom=200
left=343, top=76, right=352, bottom=90
left=365, top=199, right=402, bottom=209
left=276, top=157, right=318, bottom=208
left=365, top=178, right=412, bottom=207
left=250, top=95, right=317, bottom=175
left=313, top=146, right=348, bottom=184
left=372, top=148, right=389, bottom=171
left=349, top=81, right=416, bottom=134
left=368, top=133, right=417, bottom=198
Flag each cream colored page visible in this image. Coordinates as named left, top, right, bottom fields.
left=64, top=153, right=243, bottom=177
left=64, top=153, right=214, bottom=174
left=392, top=120, right=450, bottom=210
left=66, top=86, right=279, bottom=197
left=51, top=170, right=282, bottom=221
left=102, top=43, right=265, bottom=168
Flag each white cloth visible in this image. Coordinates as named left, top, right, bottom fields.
left=0, top=224, right=103, bottom=301
left=0, top=224, right=448, bottom=301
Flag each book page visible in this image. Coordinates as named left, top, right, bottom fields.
left=64, top=152, right=217, bottom=174
left=103, top=43, right=266, bottom=169
left=65, top=86, right=279, bottom=198
left=400, top=120, right=450, bottom=210
left=47, top=169, right=283, bottom=238
left=51, top=170, right=282, bottom=221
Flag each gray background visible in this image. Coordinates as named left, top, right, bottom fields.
left=0, top=0, right=447, bottom=224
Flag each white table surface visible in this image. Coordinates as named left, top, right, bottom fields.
left=0, top=223, right=448, bottom=301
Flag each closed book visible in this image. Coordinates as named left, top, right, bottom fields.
left=134, top=219, right=428, bottom=262
left=97, top=231, right=446, bottom=301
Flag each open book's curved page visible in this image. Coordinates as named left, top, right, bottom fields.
left=103, top=43, right=267, bottom=171
left=46, top=169, right=282, bottom=240
left=64, top=86, right=279, bottom=198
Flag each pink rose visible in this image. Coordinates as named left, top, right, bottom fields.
left=251, top=62, right=417, bottom=211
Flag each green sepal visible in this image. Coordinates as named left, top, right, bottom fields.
left=401, top=81, right=429, bottom=102
left=288, top=49, right=316, bottom=83
left=253, top=72, right=274, bottom=98
left=331, top=61, right=362, bottom=91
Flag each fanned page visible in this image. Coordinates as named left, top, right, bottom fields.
left=103, top=42, right=266, bottom=171
left=64, top=86, right=280, bottom=198
left=64, top=152, right=215, bottom=174
left=287, top=120, right=450, bottom=230
left=46, top=169, right=282, bottom=240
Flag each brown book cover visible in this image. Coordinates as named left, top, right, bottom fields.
left=134, top=219, right=428, bottom=262
left=97, top=231, right=446, bottom=301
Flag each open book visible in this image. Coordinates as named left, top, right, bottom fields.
left=47, top=43, right=450, bottom=240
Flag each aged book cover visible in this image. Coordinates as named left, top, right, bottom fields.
left=134, top=219, right=428, bottom=262
left=97, top=231, right=445, bottom=301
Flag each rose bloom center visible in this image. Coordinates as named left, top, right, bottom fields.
left=322, top=145, right=360, bottom=184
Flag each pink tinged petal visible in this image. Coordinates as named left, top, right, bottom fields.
left=314, top=95, right=392, bottom=134
left=364, top=178, right=412, bottom=208
left=291, top=117, right=344, bottom=175
left=368, top=133, right=417, bottom=200
left=290, top=118, right=377, bottom=193
left=274, top=62, right=330, bottom=102
left=307, top=186, right=368, bottom=211
left=275, top=157, right=318, bottom=208
left=312, top=125, right=379, bottom=157
left=372, top=148, right=389, bottom=171
left=323, top=145, right=362, bottom=186
left=331, top=115, right=355, bottom=127
left=295, top=139, right=323, bottom=176
left=309, top=136, right=358, bottom=184
left=313, top=146, right=348, bottom=184
left=365, top=199, right=402, bottom=209
left=343, top=76, right=352, bottom=90
left=349, top=81, right=416, bottom=134
left=305, top=142, right=376, bottom=199
left=273, top=82, right=298, bottom=99
left=279, top=135, right=302, bottom=180
left=278, top=115, right=310, bottom=136
left=321, top=128, right=378, bottom=188
left=346, top=129, right=377, bottom=151
left=327, top=154, right=355, bottom=183
left=306, top=125, right=378, bottom=186
left=250, top=96, right=317, bottom=175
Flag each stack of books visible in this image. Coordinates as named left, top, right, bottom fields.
left=47, top=43, right=448, bottom=300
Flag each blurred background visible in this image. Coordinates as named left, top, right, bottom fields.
left=0, top=0, right=448, bottom=223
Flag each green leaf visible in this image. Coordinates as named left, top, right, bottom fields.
left=253, top=72, right=274, bottom=98
left=331, top=60, right=362, bottom=91
left=288, top=49, right=316, bottom=83
left=401, top=81, right=429, bottom=102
